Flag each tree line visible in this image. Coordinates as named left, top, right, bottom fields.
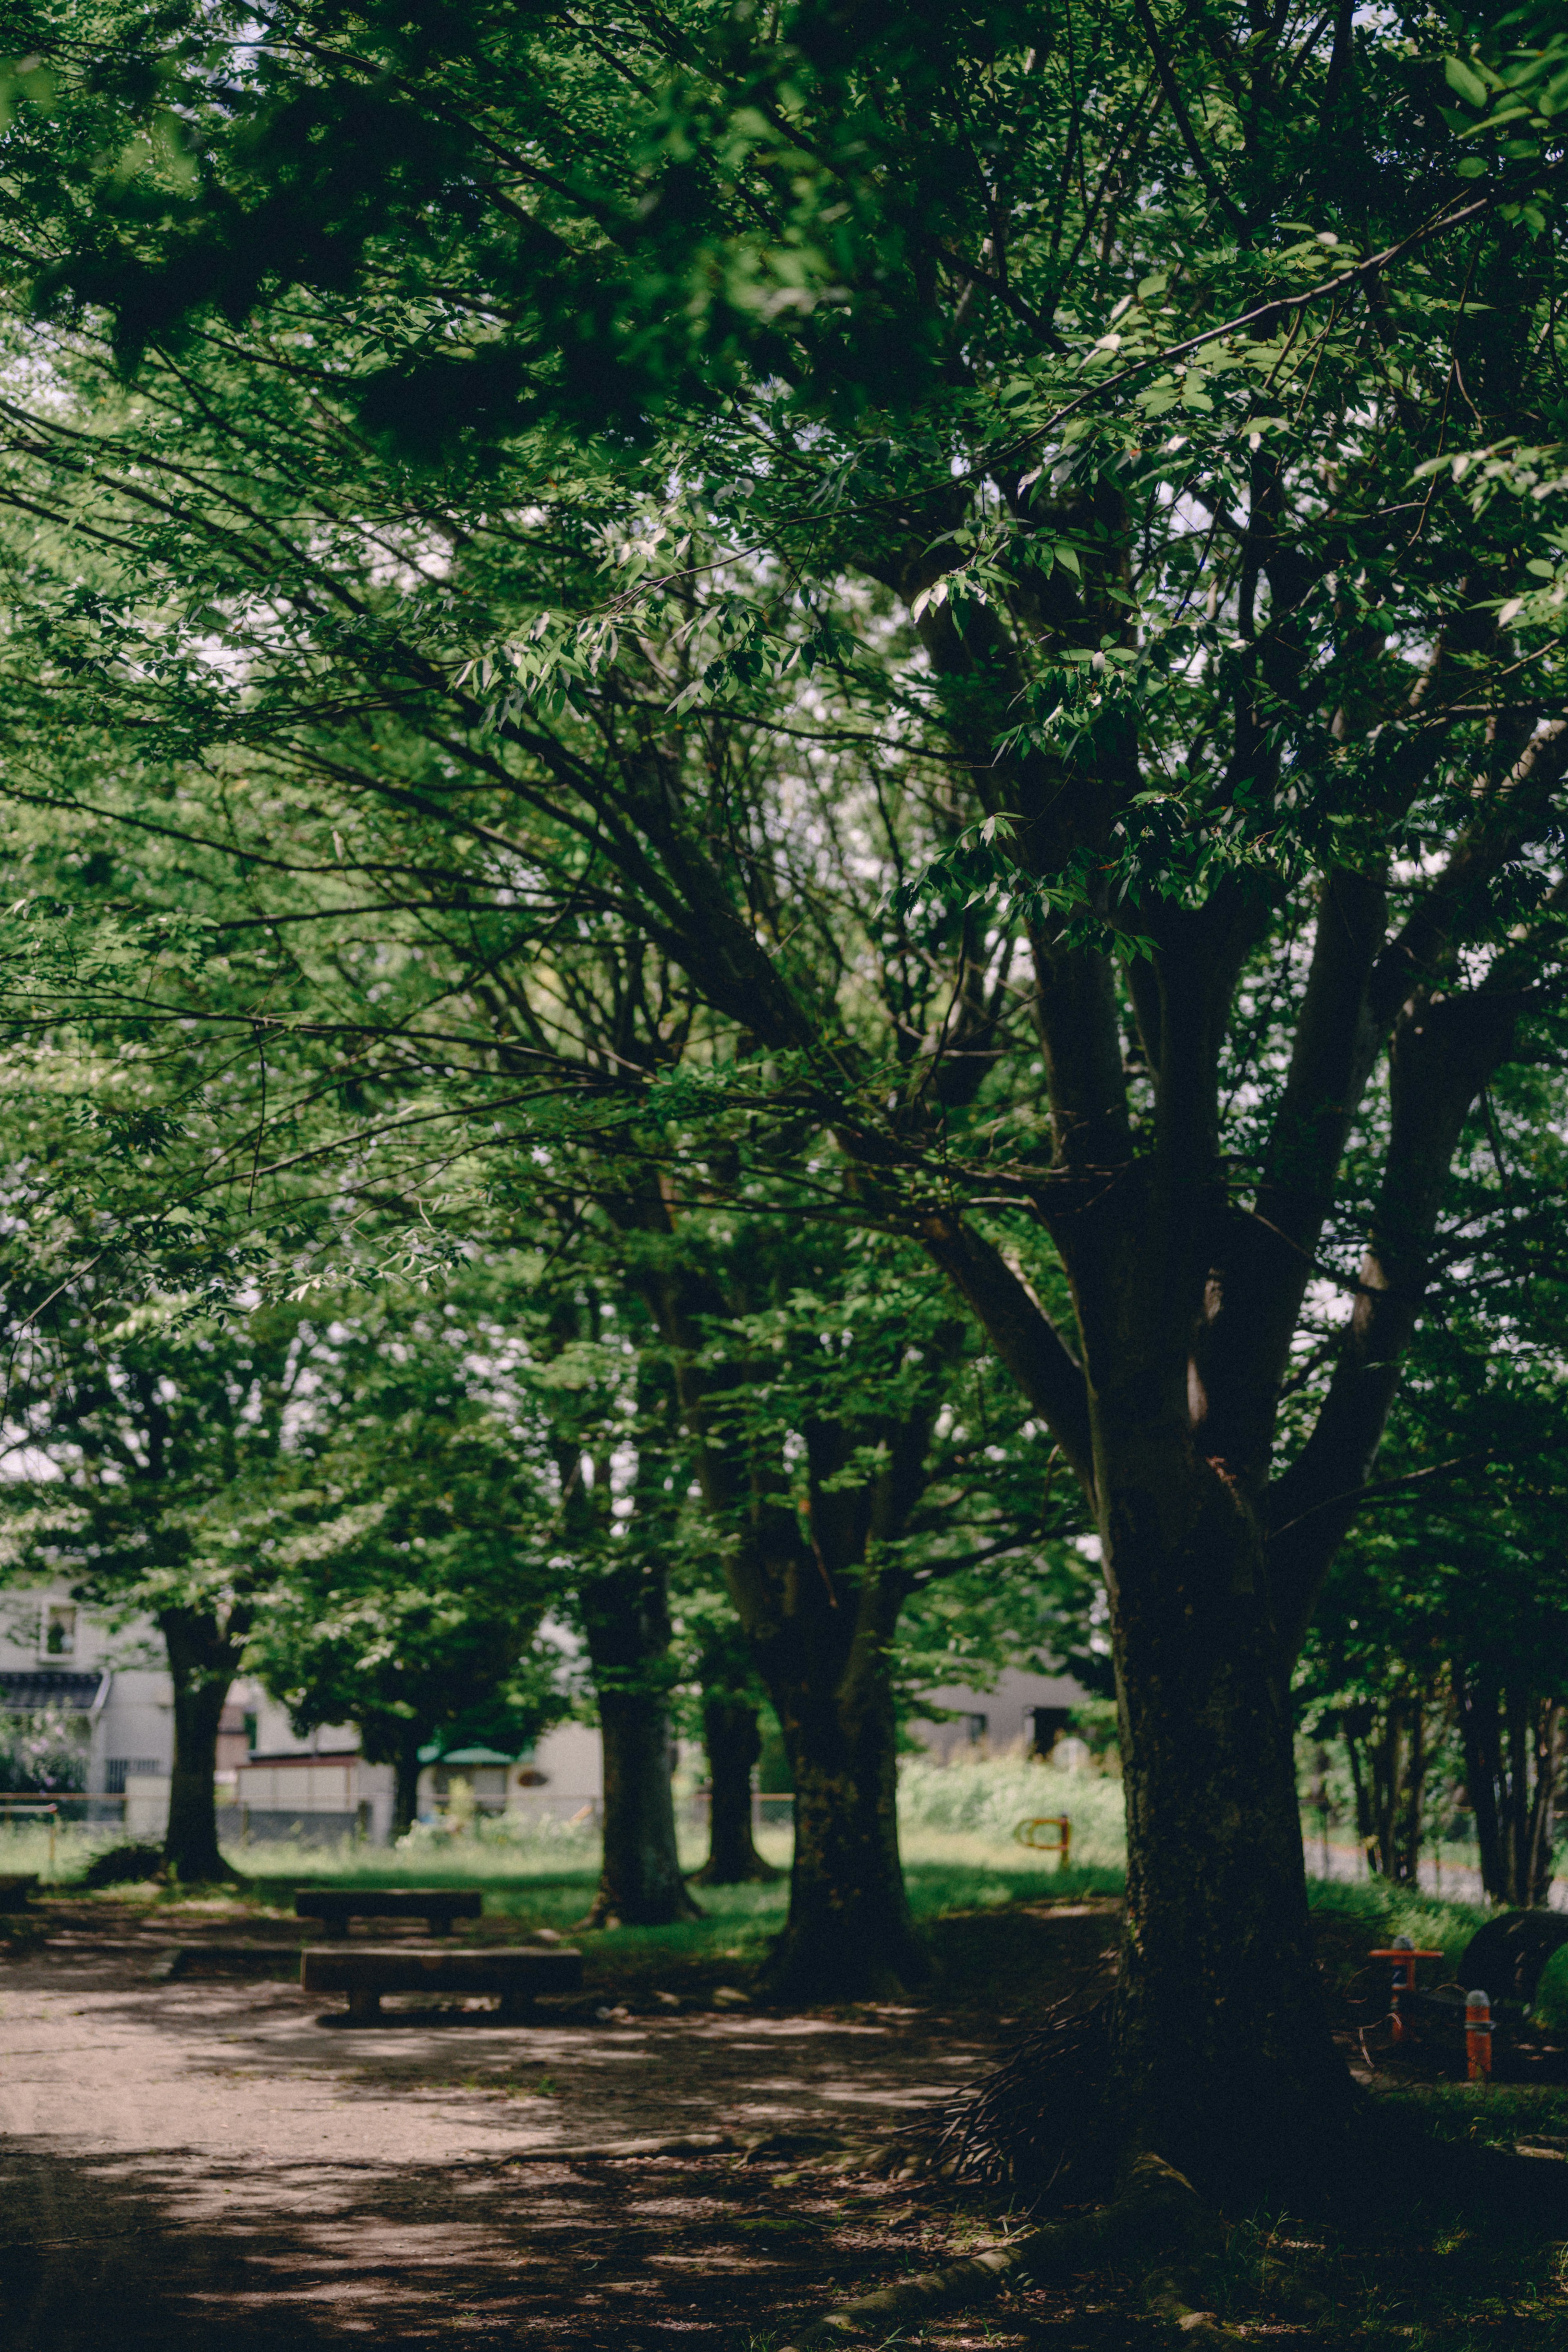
left=0, top=0, right=1561, bottom=2199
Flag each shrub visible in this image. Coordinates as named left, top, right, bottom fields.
left=80, top=1841, right=166, bottom=1887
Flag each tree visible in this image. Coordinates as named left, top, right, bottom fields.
left=0, top=1282, right=310, bottom=1878
left=244, top=1283, right=564, bottom=1835
left=686, top=1612, right=778, bottom=1887
left=2, top=0, right=1566, bottom=2191
left=1301, top=1102, right=1568, bottom=1904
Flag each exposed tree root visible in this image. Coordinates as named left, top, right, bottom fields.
left=500, top=2131, right=739, bottom=2163
left=776, top=2151, right=1238, bottom=2349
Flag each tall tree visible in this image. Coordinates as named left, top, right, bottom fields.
left=245, top=1281, right=564, bottom=1835
left=1, top=0, right=1566, bottom=2191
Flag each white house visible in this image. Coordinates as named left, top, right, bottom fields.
left=0, top=1590, right=178, bottom=1837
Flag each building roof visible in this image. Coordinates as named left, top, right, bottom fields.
left=0, top=1670, right=109, bottom=1712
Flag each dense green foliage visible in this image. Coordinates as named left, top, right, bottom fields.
left=0, top=0, right=1563, bottom=2133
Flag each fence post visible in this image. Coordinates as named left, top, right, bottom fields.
left=1466, top=1989, right=1492, bottom=2083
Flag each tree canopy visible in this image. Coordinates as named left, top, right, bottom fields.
left=0, top=0, right=1564, bottom=2191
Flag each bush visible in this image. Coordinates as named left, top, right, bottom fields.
left=80, top=1841, right=166, bottom=1887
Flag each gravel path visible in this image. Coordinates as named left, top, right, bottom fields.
left=0, top=1919, right=1038, bottom=2348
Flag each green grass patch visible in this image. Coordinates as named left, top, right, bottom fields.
left=1305, top=1873, right=1492, bottom=1966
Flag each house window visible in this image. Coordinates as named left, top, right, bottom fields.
left=106, top=1758, right=160, bottom=1794
left=42, top=1605, right=76, bottom=1658
left=965, top=1712, right=988, bottom=1745
left=242, top=1713, right=258, bottom=1754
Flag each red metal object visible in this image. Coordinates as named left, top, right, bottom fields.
left=1369, top=1937, right=1444, bottom=2040
left=1466, top=1989, right=1493, bottom=2082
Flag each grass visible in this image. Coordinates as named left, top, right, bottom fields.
left=1302, top=1873, right=1493, bottom=1972
left=9, top=1756, right=1125, bottom=1996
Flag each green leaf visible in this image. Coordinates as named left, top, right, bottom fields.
left=1444, top=56, right=1490, bottom=111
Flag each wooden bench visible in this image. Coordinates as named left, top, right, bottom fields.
left=302, top=1942, right=583, bottom=2022
left=294, top=1886, right=483, bottom=1938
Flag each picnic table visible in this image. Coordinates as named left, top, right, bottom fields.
left=294, top=1886, right=483, bottom=1938
left=301, top=1940, right=583, bottom=2022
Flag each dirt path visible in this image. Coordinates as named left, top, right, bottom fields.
left=0, top=1906, right=1119, bottom=2348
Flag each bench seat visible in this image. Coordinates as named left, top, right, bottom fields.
left=302, top=1942, right=583, bottom=2022
left=295, top=1887, right=483, bottom=1937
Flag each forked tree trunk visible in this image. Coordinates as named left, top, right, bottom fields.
left=762, top=1648, right=925, bottom=2002
left=692, top=1693, right=777, bottom=1885
left=1101, top=1452, right=1353, bottom=2197
left=160, top=1608, right=243, bottom=1882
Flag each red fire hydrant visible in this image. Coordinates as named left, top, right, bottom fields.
left=1368, top=1934, right=1444, bottom=2042
left=1466, top=1989, right=1493, bottom=2083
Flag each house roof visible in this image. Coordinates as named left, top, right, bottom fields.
left=0, top=1670, right=109, bottom=1712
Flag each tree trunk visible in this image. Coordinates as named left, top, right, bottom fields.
left=160, top=1608, right=243, bottom=1882
left=1353, top=1694, right=1429, bottom=1883
left=1456, top=1671, right=1562, bottom=1906
left=579, top=1560, right=700, bottom=1927
left=761, top=1648, right=925, bottom=2002
left=1100, top=1457, right=1353, bottom=2200
left=592, top=1687, right=698, bottom=1924
left=692, top=1693, right=777, bottom=1885
left=392, top=1722, right=423, bottom=1837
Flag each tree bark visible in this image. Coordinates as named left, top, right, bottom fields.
left=579, top=1559, right=700, bottom=1927
left=160, top=1607, right=244, bottom=1882
left=693, top=1692, right=777, bottom=1885
left=1098, top=1443, right=1353, bottom=2198
left=764, top=1645, right=924, bottom=2000
left=592, top=1685, right=698, bottom=1925
left=392, top=1721, right=423, bottom=1838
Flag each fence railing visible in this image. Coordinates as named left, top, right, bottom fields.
left=0, top=1790, right=129, bottom=1877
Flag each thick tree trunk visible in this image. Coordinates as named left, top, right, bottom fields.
left=580, top=1560, right=699, bottom=1927
left=1101, top=1456, right=1353, bottom=2199
left=693, top=1693, right=777, bottom=1885
left=160, top=1609, right=242, bottom=1882
left=762, top=1651, right=925, bottom=2001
